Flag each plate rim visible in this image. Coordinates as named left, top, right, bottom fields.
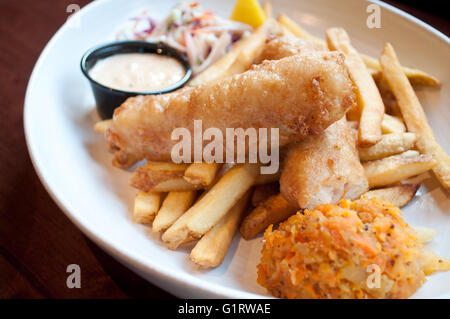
left=23, top=0, right=450, bottom=298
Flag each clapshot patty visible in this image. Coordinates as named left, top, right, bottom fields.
left=257, top=197, right=447, bottom=299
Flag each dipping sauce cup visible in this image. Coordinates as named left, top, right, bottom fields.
left=81, top=41, right=192, bottom=119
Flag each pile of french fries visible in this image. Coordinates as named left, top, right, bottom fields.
left=94, top=2, right=449, bottom=269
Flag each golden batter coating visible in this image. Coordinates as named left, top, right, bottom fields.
left=255, top=36, right=327, bottom=63
left=105, top=52, right=355, bottom=164
left=280, top=117, right=368, bottom=209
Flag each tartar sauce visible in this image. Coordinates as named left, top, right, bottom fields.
left=89, top=53, right=185, bottom=92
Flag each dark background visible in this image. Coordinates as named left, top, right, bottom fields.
left=0, top=0, right=448, bottom=298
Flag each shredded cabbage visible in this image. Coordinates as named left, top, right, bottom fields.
left=116, top=1, right=253, bottom=74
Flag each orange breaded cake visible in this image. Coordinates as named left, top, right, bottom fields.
left=258, top=197, right=433, bottom=299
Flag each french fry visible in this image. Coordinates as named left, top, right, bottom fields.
left=208, top=163, right=276, bottom=190
left=383, top=97, right=402, bottom=118
left=215, top=163, right=235, bottom=177
left=152, top=191, right=197, bottom=232
left=240, top=193, right=297, bottom=240
left=276, top=14, right=440, bottom=86
left=184, top=162, right=221, bottom=187
left=380, top=43, right=450, bottom=190
left=363, top=184, right=419, bottom=208
left=130, top=162, right=190, bottom=192
left=134, top=163, right=278, bottom=192
left=381, top=114, right=406, bottom=134
left=326, top=28, right=384, bottom=146
left=412, top=226, right=437, bottom=244
left=363, top=151, right=437, bottom=188
left=254, top=170, right=281, bottom=185
left=189, top=21, right=268, bottom=86
left=359, top=132, right=417, bottom=161
left=374, top=76, right=402, bottom=117
left=200, top=163, right=236, bottom=190
left=262, top=0, right=273, bottom=19
left=151, top=178, right=202, bottom=192
left=93, top=119, right=112, bottom=134
left=190, top=191, right=251, bottom=268
left=251, top=183, right=278, bottom=207
left=421, top=250, right=450, bottom=276
left=367, top=58, right=440, bottom=87
left=276, top=14, right=322, bottom=44
left=280, top=25, right=294, bottom=36
left=227, top=19, right=276, bottom=69
left=398, top=68, right=440, bottom=86
left=133, top=191, right=162, bottom=224
left=162, top=163, right=259, bottom=249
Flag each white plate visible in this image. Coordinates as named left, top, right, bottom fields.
left=24, top=0, right=450, bottom=298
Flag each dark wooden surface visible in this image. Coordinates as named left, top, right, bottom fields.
left=0, top=0, right=448, bottom=299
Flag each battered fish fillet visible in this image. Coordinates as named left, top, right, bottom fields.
left=255, top=36, right=327, bottom=63
left=106, top=52, right=355, bottom=165
left=280, top=117, right=368, bottom=209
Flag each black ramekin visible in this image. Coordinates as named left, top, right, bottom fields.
left=81, top=41, right=192, bottom=119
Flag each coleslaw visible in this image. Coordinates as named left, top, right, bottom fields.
left=116, top=2, right=253, bottom=74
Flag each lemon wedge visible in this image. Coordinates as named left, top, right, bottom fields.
left=230, top=0, right=266, bottom=29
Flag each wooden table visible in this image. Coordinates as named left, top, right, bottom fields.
left=0, top=0, right=448, bottom=298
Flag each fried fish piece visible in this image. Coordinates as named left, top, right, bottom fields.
left=105, top=52, right=355, bottom=166
left=255, top=36, right=327, bottom=63
left=280, top=117, right=368, bottom=209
